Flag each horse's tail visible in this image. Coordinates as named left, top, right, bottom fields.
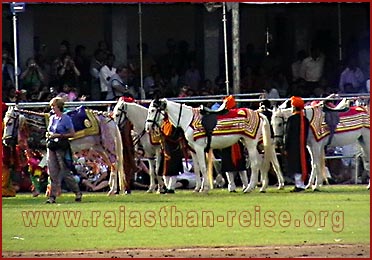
left=259, top=113, right=273, bottom=170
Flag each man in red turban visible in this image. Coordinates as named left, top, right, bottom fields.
left=284, top=96, right=310, bottom=192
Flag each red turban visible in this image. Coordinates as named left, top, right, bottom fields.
left=290, top=96, right=304, bottom=110
left=224, top=95, right=236, bottom=109
left=121, top=96, right=135, bottom=103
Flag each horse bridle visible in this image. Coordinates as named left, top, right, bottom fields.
left=114, top=102, right=147, bottom=146
left=146, top=101, right=166, bottom=130
left=3, top=108, right=20, bottom=144
left=273, top=115, right=286, bottom=141
left=115, top=103, right=129, bottom=129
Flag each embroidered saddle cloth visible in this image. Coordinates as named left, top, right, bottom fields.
left=310, top=106, right=370, bottom=141
left=191, top=108, right=260, bottom=141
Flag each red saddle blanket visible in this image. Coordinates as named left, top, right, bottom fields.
left=309, top=106, right=370, bottom=141
left=191, top=108, right=261, bottom=141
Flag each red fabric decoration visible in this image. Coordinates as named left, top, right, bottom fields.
left=123, top=96, right=135, bottom=103
left=231, top=143, right=241, bottom=168
left=224, top=95, right=236, bottom=109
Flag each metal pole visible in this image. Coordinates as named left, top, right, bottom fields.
left=337, top=3, right=342, bottom=62
left=232, top=2, right=240, bottom=95
left=12, top=10, right=19, bottom=91
left=222, top=2, right=229, bottom=95
left=138, top=3, right=145, bottom=99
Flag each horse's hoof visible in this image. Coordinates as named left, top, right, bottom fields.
left=313, top=188, right=321, bottom=192
left=259, top=190, right=266, bottom=193
left=243, top=187, right=253, bottom=193
left=107, top=190, right=116, bottom=196
left=146, top=189, right=154, bottom=193
left=278, top=185, right=285, bottom=190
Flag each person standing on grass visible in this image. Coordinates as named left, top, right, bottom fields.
left=284, top=96, right=310, bottom=192
left=45, top=97, right=82, bottom=203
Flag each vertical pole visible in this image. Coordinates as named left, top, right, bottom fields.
left=12, top=9, right=19, bottom=91
left=222, top=2, right=229, bottom=95
left=337, top=3, right=342, bottom=62
left=138, top=3, right=145, bottom=99
left=232, top=2, right=240, bottom=95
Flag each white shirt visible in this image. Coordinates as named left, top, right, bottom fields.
left=338, top=67, right=364, bottom=91
left=99, top=65, right=116, bottom=92
left=299, top=54, right=325, bottom=82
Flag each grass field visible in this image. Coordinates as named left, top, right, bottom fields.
left=2, top=185, right=370, bottom=253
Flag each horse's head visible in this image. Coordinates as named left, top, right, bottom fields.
left=271, top=107, right=286, bottom=149
left=145, top=98, right=167, bottom=133
left=2, top=106, right=20, bottom=147
left=112, top=97, right=129, bottom=129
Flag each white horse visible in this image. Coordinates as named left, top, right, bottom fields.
left=112, top=98, right=165, bottom=193
left=272, top=101, right=370, bottom=190
left=2, top=106, right=126, bottom=195
left=112, top=97, right=208, bottom=192
left=145, top=98, right=284, bottom=193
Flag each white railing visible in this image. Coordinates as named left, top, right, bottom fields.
left=5, top=92, right=369, bottom=108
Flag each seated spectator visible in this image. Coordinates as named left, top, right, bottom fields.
left=339, top=57, right=365, bottom=93
left=75, top=158, right=110, bottom=192
left=132, top=148, right=150, bottom=190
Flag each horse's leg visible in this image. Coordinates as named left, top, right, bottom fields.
left=195, top=148, right=210, bottom=193
left=190, top=152, right=202, bottom=192
left=225, top=172, right=237, bottom=192
left=305, top=145, right=316, bottom=190
left=358, top=132, right=370, bottom=190
left=306, top=144, right=323, bottom=190
left=243, top=145, right=260, bottom=193
left=154, top=148, right=165, bottom=193
left=238, top=170, right=249, bottom=191
left=259, top=153, right=269, bottom=193
left=146, top=159, right=157, bottom=193
left=269, top=147, right=285, bottom=189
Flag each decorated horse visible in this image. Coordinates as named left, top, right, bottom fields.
left=112, top=97, right=164, bottom=193
left=145, top=98, right=285, bottom=193
left=272, top=99, right=370, bottom=190
left=2, top=105, right=126, bottom=195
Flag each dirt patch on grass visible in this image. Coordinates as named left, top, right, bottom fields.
left=3, top=244, right=369, bottom=258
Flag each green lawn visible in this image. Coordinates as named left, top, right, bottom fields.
left=2, top=185, right=370, bottom=252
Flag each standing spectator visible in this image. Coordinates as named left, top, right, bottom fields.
left=58, top=55, right=80, bottom=90
left=184, top=60, right=201, bottom=92
left=20, top=57, right=46, bottom=94
left=50, top=40, right=71, bottom=87
left=338, top=57, right=365, bottom=93
left=291, top=50, right=307, bottom=82
left=99, top=53, right=116, bottom=100
left=106, top=65, right=135, bottom=100
left=90, top=49, right=106, bottom=100
left=74, top=44, right=91, bottom=96
left=2, top=49, right=20, bottom=90
left=160, top=38, right=178, bottom=79
left=299, top=46, right=325, bottom=97
left=45, top=97, right=82, bottom=203
left=284, top=96, right=310, bottom=192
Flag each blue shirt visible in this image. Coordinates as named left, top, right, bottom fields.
left=48, top=113, right=75, bottom=135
